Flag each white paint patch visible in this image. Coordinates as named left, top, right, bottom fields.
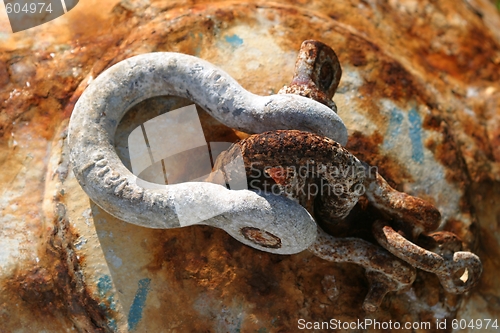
left=464, top=107, right=475, bottom=117
left=210, top=20, right=296, bottom=94
left=0, top=238, right=21, bottom=269
left=82, top=207, right=92, bottom=227
left=0, top=213, right=28, bottom=271
left=74, top=236, right=88, bottom=250
left=335, top=67, right=379, bottom=136
left=336, top=67, right=364, bottom=94
left=106, top=249, right=123, bottom=268
left=245, top=60, right=261, bottom=71
left=430, top=302, right=452, bottom=320
left=466, top=87, right=479, bottom=98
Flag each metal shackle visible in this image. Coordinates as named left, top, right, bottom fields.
left=68, top=52, right=347, bottom=255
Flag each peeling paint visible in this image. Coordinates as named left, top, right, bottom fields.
left=128, top=278, right=151, bottom=331
left=105, top=250, right=123, bottom=268
left=384, top=105, right=405, bottom=150
left=97, top=274, right=118, bottom=329
left=408, top=108, right=424, bottom=164
left=224, top=34, right=244, bottom=47
left=82, top=208, right=93, bottom=227
left=97, top=275, right=113, bottom=297
left=0, top=238, right=20, bottom=268
left=74, top=236, right=87, bottom=250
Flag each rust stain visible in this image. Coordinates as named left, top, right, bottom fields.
left=2, top=200, right=112, bottom=332
left=114, top=190, right=380, bottom=330
left=477, top=223, right=500, bottom=296
left=345, top=131, right=414, bottom=189
left=379, top=61, right=417, bottom=101
left=419, top=26, right=500, bottom=84
left=468, top=180, right=500, bottom=300
left=241, top=227, right=282, bottom=249
left=423, top=116, right=470, bottom=185
left=0, top=37, right=121, bottom=140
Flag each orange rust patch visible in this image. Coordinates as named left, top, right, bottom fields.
left=345, top=37, right=370, bottom=67
left=0, top=21, right=123, bottom=139
left=265, top=167, right=288, bottom=185
left=419, top=26, right=500, bottom=84
left=141, top=223, right=376, bottom=331
left=488, top=124, right=500, bottom=163
left=477, top=225, right=500, bottom=298
left=377, top=61, right=417, bottom=101
left=241, top=227, right=282, bottom=249
left=1, top=0, right=495, bottom=328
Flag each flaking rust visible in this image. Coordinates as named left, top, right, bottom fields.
left=1, top=0, right=499, bottom=331
left=3, top=200, right=110, bottom=332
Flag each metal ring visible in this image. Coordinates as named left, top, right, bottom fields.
left=68, top=52, right=347, bottom=255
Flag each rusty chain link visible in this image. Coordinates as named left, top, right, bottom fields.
left=214, top=40, right=483, bottom=311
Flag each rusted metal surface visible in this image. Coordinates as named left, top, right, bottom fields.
left=309, top=227, right=417, bottom=313
left=1, top=0, right=500, bottom=332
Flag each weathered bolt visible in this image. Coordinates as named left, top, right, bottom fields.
left=279, top=40, right=342, bottom=111
left=240, top=227, right=282, bottom=249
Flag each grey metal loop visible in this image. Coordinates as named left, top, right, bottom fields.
left=68, top=52, right=347, bottom=255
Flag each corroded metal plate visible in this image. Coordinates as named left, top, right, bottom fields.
left=1, top=0, right=500, bottom=332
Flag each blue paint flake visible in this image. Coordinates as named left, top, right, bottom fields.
left=225, top=34, right=243, bottom=47
left=97, top=275, right=118, bottom=331
left=408, top=108, right=424, bottom=164
left=389, top=108, right=404, bottom=139
left=108, top=319, right=117, bottom=331
left=97, top=275, right=113, bottom=297
left=128, top=278, right=151, bottom=331
left=190, top=32, right=203, bottom=56
left=384, top=107, right=404, bottom=150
